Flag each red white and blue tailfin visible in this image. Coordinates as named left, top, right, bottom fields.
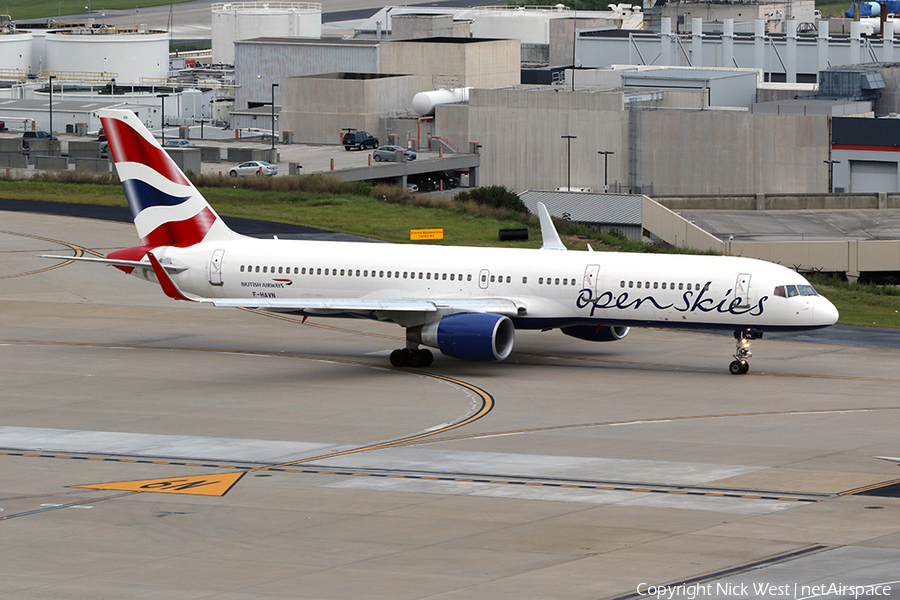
left=98, top=108, right=238, bottom=248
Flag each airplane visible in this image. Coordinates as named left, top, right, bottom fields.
left=43, top=109, right=839, bottom=375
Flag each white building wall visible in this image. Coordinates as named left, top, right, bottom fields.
left=211, top=2, right=322, bottom=64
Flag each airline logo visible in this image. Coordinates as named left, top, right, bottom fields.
left=101, top=113, right=217, bottom=247
left=576, top=284, right=767, bottom=317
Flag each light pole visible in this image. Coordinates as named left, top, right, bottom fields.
left=157, top=93, right=166, bottom=145
left=823, top=159, right=840, bottom=192
left=48, top=75, right=56, bottom=136
left=561, top=135, right=576, bottom=191
left=271, top=82, right=279, bottom=152
left=598, top=150, right=614, bottom=192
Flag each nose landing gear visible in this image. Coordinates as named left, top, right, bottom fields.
left=729, top=329, right=762, bottom=375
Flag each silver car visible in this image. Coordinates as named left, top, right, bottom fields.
left=372, top=145, right=416, bottom=162
left=229, top=161, right=278, bottom=177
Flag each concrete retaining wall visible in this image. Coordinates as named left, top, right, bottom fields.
left=34, top=156, right=68, bottom=171
left=656, top=193, right=900, bottom=211
left=642, top=196, right=900, bottom=276
left=200, top=146, right=222, bottom=162
left=164, top=148, right=201, bottom=176
left=227, top=147, right=270, bottom=163
left=0, top=154, right=27, bottom=168
left=68, top=141, right=104, bottom=159
left=73, top=158, right=110, bottom=173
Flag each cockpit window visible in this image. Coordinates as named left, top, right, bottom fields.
left=774, top=286, right=786, bottom=297
left=797, top=284, right=818, bottom=296
left=786, top=285, right=799, bottom=297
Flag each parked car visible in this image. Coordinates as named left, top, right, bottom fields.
left=342, top=130, right=379, bottom=151
left=22, top=130, right=58, bottom=150
left=407, top=174, right=440, bottom=192
left=438, top=171, right=461, bottom=188
left=163, top=139, right=194, bottom=147
left=229, top=161, right=278, bottom=177
left=373, top=145, right=416, bottom=162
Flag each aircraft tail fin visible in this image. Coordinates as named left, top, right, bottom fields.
left=98, top=109, right=238, bottom=247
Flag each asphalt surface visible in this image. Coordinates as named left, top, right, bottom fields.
left=3, top=210, right=900, bottom=599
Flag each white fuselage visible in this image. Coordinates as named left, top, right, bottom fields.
left=150, top=238, right=838, bottom=333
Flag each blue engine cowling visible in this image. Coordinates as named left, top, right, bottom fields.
left=560, top=324, right=630, bottom=342
left=420, top=313, right=515, bottom=362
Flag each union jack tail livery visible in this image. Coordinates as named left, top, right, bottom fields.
left=99, top=109, right=238, bottom=248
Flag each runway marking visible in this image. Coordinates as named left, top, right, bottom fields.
left=71, top=472, right=246, bottom=496
left=0, top=230, right=103, bottom=279
left=0, top=339, right=493, bottom=508
left=0, top=491, right=140, bottom=521
left=0, top=451, right=824, bottom=504
left=393, top=406, right=900, bottom=447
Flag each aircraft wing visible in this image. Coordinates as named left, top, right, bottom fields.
left=144, top=252, right=524, bottom=317
left=208, top=297, right=524, bottom=317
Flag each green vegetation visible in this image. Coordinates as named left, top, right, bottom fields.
left=7, top=0, right=195, bottom=22
left=806, top=274, right=900, bottom=329
left=3, top=172, right=899, bottom=328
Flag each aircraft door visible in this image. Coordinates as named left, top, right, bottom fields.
left=209, top=249, right=225, bottom=286
left=478, top=269, right=490, bottom=290
left=734, top=273, right=752, bottom=308
left=583, top=264, right=601, bottom=296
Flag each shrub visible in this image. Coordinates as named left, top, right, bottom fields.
left=454, top=185, right=527, bottom=213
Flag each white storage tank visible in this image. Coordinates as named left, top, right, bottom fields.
left=212, top=2, right=322, bottom=64
left=413, top=87, right=471, bottom=116
left=0, top=31, right=34, bottom=74
left=45, top=29, right=169, bottom=83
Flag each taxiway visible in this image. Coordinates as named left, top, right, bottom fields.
left=2, top=210, right=900, bottom=599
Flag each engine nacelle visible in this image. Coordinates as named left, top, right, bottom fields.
left=561, top=324, right=630, bottom=342
left=417, top=313, right=515, bottom=362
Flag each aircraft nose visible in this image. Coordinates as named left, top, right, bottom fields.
left=813, top=297, right=839, bottom=326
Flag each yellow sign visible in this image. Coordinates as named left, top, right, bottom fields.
left=72, top=472, right=246, bottom=496
left=410, top=228, right=444, bottom=240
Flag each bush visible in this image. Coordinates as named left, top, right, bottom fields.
left=454, top=185, right=527, bottom=213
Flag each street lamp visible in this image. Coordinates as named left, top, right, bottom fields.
left=598, top=150, right=615, bottom=192
left=156, top=93, right=167, bottom=145
left=48, top=75, right=56, bottom=136
left=561, top=135, right=577, bottom=191
left=271, top=82, right=279, bottom=152
left=823, top=159, right=840, bottom=192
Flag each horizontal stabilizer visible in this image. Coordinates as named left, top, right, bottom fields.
left=40, top=254, right=188, bottom=273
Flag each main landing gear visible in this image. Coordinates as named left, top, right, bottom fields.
left=729, top=329, right=762, bottom=375
left=390, top=347, right=434, bottom=368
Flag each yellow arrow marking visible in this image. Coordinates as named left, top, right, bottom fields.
left=71, top=472, right=246, bottom=496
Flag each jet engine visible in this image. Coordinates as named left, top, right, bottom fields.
left=415, top=313, right=515, bottom=362
left=560, top=324, right=630, bottom=342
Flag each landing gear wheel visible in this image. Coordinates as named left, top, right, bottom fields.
left=390, top=348, right=410, bottom=367
left=729, top=360, right=749, bottom=375
left=409, top=349, right=433, bottom=368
